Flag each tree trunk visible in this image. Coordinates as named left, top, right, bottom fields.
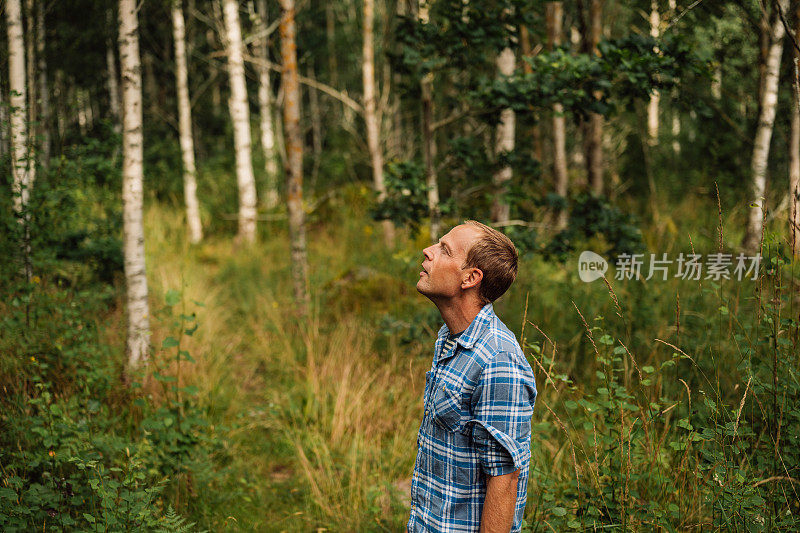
left=790, top=9, right=800, bottom=256
left=118, top=0, right=151, bottom=368
left=35, top=0, right=50, bottom=170
left=791, top=76, right=800, bottom=255
left=547, top=2, right=568, bottom=230
left=646, top=0, right=659, bottom=145
left=255, top=0, right=279, bottom=209
left=280, top=0, right=310, bottom=313
left=671, top=95, right=681, bottom=154
left=363, top=0, right=395, bottom=246
left=418, top=0, right=440, bottom=242
left=742, top=0, right=789, bottom=253
left=582, top=0, right=604, bottom=195
left=491, top=46, right=516, bottom=224
left=0, top=90, right=7, bottom=160
left=222, top=0, right=258, bottom=243
left=7, top=0, right=35, bottom=282
left=172, top=0, right=203, bottom=244
left=107, top=13, right=122, bottom=134
left=25, top=0, right=36, bottom=131
left=7, top=0, right=33, bottom=211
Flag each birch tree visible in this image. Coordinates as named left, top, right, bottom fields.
left=118, top=0, right=150, bottom=367
left=279, top=0, right=310, bottom=312
left=6, top=0, right=34, bottom=281
left=222, top=0, right=258, bottom=243
left=490, top=46, right=516, bottom=224
left=742, top=0, right=789, bottom=253
left=255, top=0, right=279, bottom=209
left=547, top=1, right=568, bottom=230
left=363, top=0, right=395, bottom=246
left=646, top=0, right=660, bottom=145
left=171, top=0, right=203, bottom=243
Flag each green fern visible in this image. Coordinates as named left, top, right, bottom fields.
left=154, top=506, right=202, bottom=533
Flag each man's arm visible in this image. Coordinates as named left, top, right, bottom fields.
left=480, top=469, right=520, bottom=533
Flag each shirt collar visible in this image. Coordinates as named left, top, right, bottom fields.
left=436, top=303, right=495, bottom=359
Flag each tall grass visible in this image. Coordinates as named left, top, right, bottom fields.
left=134, top=189, right=798, bottom=530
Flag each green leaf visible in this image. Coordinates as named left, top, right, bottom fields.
left=551, top=507, right=567, bottom=517
left=165, top=289, right=181, bottom=307
left=162, top=337, right=179, bottom=349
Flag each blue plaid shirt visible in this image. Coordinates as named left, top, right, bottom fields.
left=408, top=303, right=537, bottom=532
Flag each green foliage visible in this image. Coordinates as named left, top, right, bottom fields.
left=477, top=35, right=708, bottom=122
left=370, top=159, right=433, bottom=232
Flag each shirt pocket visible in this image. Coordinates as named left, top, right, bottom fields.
left=430, top=380, right=465, bottom=433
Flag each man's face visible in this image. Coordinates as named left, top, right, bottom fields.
left=417, top=224, right=481, bottom=300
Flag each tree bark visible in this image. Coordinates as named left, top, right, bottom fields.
left=222, top=0, right=258, bottom=243
left=646, top=0, right=659, bottom=145
left=582, top=0, right=604, bottom=195
left=363, top=0, right=395, bottom=246
left=491, top=46, right=516, bottom=224
left=791, top=75, right=800, bottom=255
left=25, top=0, right=36, bottom=131
left=7, top=0, right=35, bottom=282
left=118, top=0, right=151, bottom=368
left=547, top=2, right=568, bottom=230
left=417, top=0, right=440, bottom=242
left=280, top=0, right=310, bottom=313
left=255, top=0, right=279, bottom=209
left=742, top=0, right=789, bottom=253
left=35, top=0, right=50, bottom=170
left=107, top=13, right=122, bottom=134
left=172, top=0, right=203, bottom=244
left=790, top=9, right=800, bottom=256
left=7, top=0, right=34, bottom=215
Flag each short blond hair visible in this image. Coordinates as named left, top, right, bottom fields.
left=461, top=220, right=518, bottom=304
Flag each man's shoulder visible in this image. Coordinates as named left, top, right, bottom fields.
left=466, top=310, right=528, bottom=370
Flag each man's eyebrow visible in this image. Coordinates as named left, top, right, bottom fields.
left=439, top=240, right=451, bottom=253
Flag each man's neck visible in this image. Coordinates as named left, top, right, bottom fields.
left=434, top=297, right=484, bottom=336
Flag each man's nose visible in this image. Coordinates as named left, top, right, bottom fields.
left=422, top=246, right=433, bottom=260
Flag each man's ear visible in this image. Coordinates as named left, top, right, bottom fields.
left=462, top=267, right=483, bottom=290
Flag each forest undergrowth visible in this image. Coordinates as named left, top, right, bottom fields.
left=2, top=190, right=799, bottom=531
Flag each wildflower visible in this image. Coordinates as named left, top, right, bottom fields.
left=49, top=450, right=55, bottom=457
left=30, top=356, right=36, bottom=363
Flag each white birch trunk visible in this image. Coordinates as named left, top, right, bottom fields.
left=255, top=0, right=279, bottom=209
left=491, top=47, right=516, bottom=224
left=743, top=0, right=789, bottom=253
left=118, top=0, right=151, bottom=368
left=36, top=0, right=50, bottom=169
left=280, top=0, right=310, bottom=313
left=646, top=0, right=659, bottom=145
left=711, top=64, right=722, bottom=100
left=363, top=0, right=395, bottom=246
left=171, top=1, right=203, bottom=244
left=6, top=0, right=34, bottom=217
left=222, top=0, right=258, bottom=243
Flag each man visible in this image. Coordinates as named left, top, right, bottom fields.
left=408, top=220, right=537, bottom=533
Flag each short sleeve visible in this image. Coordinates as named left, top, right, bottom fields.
left=469, top=351, right=536, bottom=477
